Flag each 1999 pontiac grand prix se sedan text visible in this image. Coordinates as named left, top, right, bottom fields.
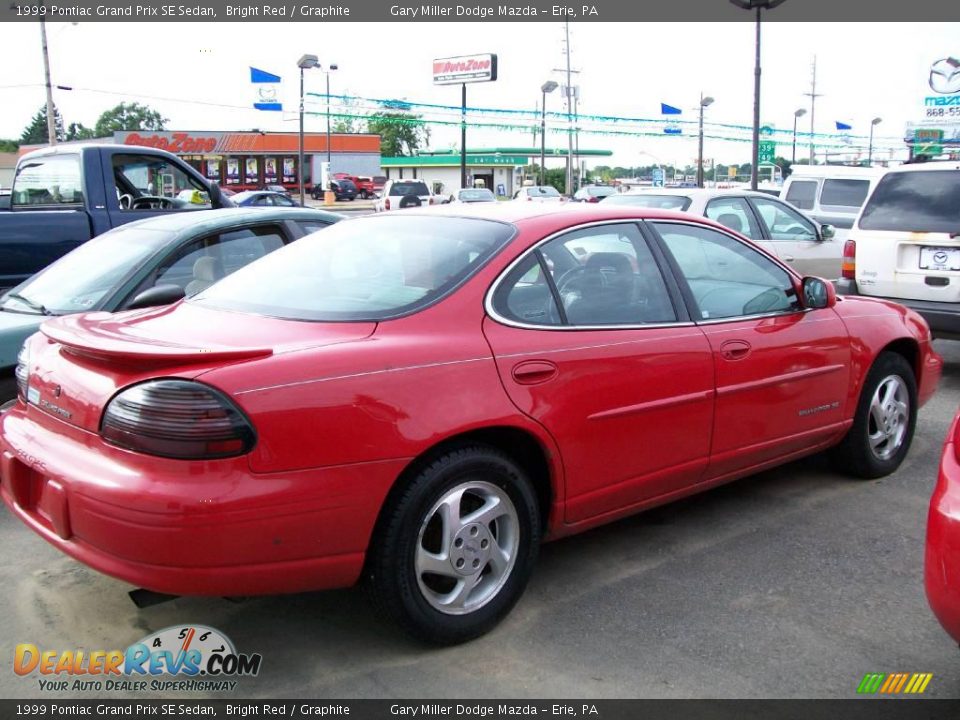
left=0, top=204, right=942, bottom=644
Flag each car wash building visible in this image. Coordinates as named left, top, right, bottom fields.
left=380, top=147, right=613, bottom=198
left=113, top=130, right=382, bottom=192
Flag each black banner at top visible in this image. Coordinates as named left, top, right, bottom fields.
left=3, top=0, right=960, bottom=22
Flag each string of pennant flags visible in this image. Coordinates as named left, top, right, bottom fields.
left=249, top=68, right=900, bottom=152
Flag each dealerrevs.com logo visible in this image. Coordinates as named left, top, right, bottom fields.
left=14, top=625, right=261, bottom=693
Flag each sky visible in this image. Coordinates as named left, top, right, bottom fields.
left=0, top=21, right=956, bottom=169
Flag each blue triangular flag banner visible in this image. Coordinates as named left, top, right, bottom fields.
left=664, top=128, right=683, bottom=134
left=251, top=67, right=283, bottom=111
left=835, top=121, right=852, bottom=130
left=661, top=103, right=682, bottom=115
left=250, top=67, right=282, bottom=84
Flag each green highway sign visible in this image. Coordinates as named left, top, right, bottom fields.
left=758, top=140, right=777, bottom=164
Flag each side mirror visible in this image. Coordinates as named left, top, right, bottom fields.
left=208, top=182, right=233, bottom=209
left=820, top=224, right=836, bottom=241
left=126, top=283, right=186, bottom=310
left=801, top=276, right=836, bottom=309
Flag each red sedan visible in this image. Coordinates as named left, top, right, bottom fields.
left=927, top=409, right=960, bottom=644
left=1, top=204, right=942, bottom=644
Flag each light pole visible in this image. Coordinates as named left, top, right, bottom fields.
left=322, top=63, right=339, bottom=166
left=792, top=108, right=806, bottom=163
left=297, top=54, right=318, bottom=207
left=868, top=117, right=882, bottom=166
left=729, top=0, right=787, bottom=190
left=697, top=94, right=714, bottom=188
left=540, top=81, right=558, bottom=187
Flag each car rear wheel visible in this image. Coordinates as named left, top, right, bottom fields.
left=367, top=445, right=540, bottom=645
left=833, top=352, right=917, bottom=479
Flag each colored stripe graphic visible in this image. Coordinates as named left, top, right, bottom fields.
left=858, top=673, right=932, bottom=694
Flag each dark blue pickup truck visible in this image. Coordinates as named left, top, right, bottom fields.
left=0, top=143, right=232, bottom=290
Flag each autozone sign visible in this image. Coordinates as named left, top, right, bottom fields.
left=433, top=54, right=498, bottom=85
left=120, top=132, right=219, bottom=154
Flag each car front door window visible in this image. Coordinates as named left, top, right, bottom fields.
left=654, top=222, right=799, bottom=320
left=751, top=197, right=818, bottom=242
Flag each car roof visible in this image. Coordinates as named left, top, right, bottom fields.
left=113, top=207, right=343, bottom=236
left=379, top=200, right=701, bottom=226
left=621, top=187, right=770, bottom=199
left=882, top=160, right=960, bottom=174
left=787, top=165, right=885, bottom=179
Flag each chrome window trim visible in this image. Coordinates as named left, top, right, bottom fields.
left=484, top=218, right=692, bottom=332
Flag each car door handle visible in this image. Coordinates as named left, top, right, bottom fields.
left=719, top=340, right=752, bottom=361
left=511, top=360, right=559, bottom=385
left=783, top=255, right=795, bottom=262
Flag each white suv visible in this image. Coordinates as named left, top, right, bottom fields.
left=838, top=160, right=960, bottom=339
left=374, top=179, right=436, bottom=212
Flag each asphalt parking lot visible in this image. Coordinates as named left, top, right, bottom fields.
left=2, top=340, right=959, bottom=700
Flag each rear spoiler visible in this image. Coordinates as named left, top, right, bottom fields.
left=41, top=314, right=273, bottom=365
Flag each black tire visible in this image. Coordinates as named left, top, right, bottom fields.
left=833, top=352, right=917, bottom=479
left=367, top=445, right=540, bottom=645
left=399, top=193, right=422, bottom=209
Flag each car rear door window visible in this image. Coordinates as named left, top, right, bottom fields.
left=784, top=180, right=817, bottom=210
left=493, top=223, right=677, bottom=326
left=655, top=222, right=800, bottom=320
left=704, top=197, right=763, bottom=239
left=820, top=179, right=870, bottom=208
left=12, top=154, right=84, bottom=208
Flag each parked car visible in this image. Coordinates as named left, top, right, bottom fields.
left=572, top=184, right=617, bottom=203
left=1, top=204, right=941, bottom=643
left=334, top=173, right=376, bottom=199
left=373, top=179, right=436, bottom=211
left=837, top=160, right=960, bottom=339
left=780, top=165, right=883, bottom=242
left=258, top=184, right=292, bottom=196
left=0, top=144, right=232, bottom=292
left=0, top=207, right=341, bottom=402
left=604, top=188, right=839, bottom=278
left=233, top=190, right=303, bottom=208
left=448, top=187, right=497, bottom=204
left=513, top=185, right=565, bottom=203
left=927, top=407, right=960, bottom=644
left=313, top=179, right=358, bottom=201
left=371, top=175, right=388, bottom=196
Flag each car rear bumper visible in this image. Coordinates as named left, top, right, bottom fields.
left=927, top=419, right=960, bottom=644
left=838, top=282, right=960, bottom=339
left=0, top=404, right=406, bottom=597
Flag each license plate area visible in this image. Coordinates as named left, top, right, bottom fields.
left=919, top=246, right=960, bottom=271
left=0, top=453, right=71, bottom=539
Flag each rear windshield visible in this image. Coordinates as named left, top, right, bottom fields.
left=588, top=186, right=616, bottom=197
left=820, top=179, right=870, bottom=208
left=531, top=186, right=561, bottom=197
left=193, top=215, right=514, bottom=321
left=858, top=170, right=960, bottom=233
left=389, top=181, right=429, bottom=196
left=602, top=194, right=691, bottom=211
left=458, top=188, right=495, bottom=202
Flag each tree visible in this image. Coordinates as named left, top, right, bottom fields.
left=20, top=104, right=65, bottom=144
left=93, top=102, right=167, bottom=136
left=330, top=93, right=366, bottom=134
left=366, top=112, right=430, bottom=157
left=66, top=122, right=95, bottom=141
left=0, top=139, right=18, bottom=152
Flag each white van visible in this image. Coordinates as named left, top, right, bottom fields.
left=837, top=160, right=960, bottom=339
left=781, top=165, right=884, bottom=242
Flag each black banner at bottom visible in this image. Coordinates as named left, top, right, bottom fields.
left=4, top=700, right=960, bottom=720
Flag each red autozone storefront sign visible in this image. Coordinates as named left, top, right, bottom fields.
left=118, top=132, right=221, bottom=154
left=433, top=54, right=498, bottom=85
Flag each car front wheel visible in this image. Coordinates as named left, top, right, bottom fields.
left=833, top=351, right=917, bottom=479
left=368, top=445, right=540, bottom=644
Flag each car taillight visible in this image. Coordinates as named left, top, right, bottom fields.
left=385, top=198, right=391, bottom=210
left=101, top=379, right=255, bottom=460
left=15, top=342, right=30, bottom=403
left=842, top=240, right=856, bottom=280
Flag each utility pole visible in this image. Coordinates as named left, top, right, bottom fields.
left=803, top=55, right=823, bottom=165
left=553, top=25, right=580, bottom=196
left=40, top=15, right=56, bottom=145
